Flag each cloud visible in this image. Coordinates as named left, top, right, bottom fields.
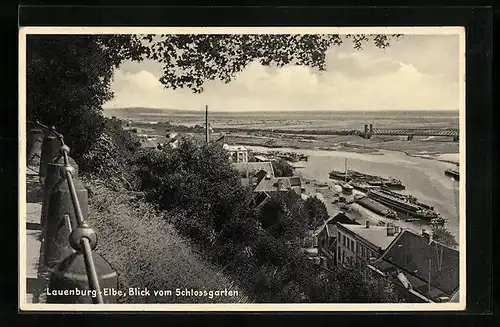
left=104, top=34, right=461, bottom=111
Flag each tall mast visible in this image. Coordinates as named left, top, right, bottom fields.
left=205, top=105, right=209, bottom=143
left=344, top=158, right=348, bottom=182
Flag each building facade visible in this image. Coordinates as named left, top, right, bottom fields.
left=336, top=221, right=400, bottom=267
left=316, top=212, right=360, bottom=267
left=223, top=144, right=249, bottom=163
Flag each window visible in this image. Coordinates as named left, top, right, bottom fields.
left=337, top=246, right=341, bottom=260
left=343, top=235, right=346, bottom=246
left=351, top=240, right=354, bottom=251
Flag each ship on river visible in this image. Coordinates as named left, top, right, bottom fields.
left=444, top=166, right=459, bottom=181
left=329, top=159, right=405, bottom=190
left=366, top=187, right=445, bottom=226
left=356, top=196, right=398, bottom=219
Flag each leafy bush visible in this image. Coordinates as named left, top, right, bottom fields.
left=305, top=196, right=330, bottom=229
left=84, top=176, right=250, bottom=303
left=272, top=159, right=294, bottom=177
left=26, top=35, right=144, bottom=163
left=431, top=226, right=458, bottom=248
left=80, top=117, right=141, bottom=189
left=131, top=138, right=399, bottom=303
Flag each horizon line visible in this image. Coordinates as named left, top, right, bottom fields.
left=103, top=107, right=460, bottom=113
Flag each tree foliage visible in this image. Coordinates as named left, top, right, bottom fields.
left=133, top=138, right=398, bottom=303
left=26, top=35, right=146, bottom=162
left=140, top=34, right=401, bottom=93
left=272, top=159, right=294, bottom=177
left=305, top=196, right=330, bottom=229
left=431, top=226, right=458, bottom=248
left=27, top=33, right=399, bottom=165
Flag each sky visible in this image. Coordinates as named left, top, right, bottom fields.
left=103, top=34, right=461, bottom=112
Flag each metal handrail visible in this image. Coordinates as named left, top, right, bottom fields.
left=30, top=121, right=104, bottom=304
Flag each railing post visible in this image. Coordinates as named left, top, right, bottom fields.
left=47, top=251, right=118, bottom=304
left=41, top=155, right=79, bottom=230
left=39, top=135, right=61, bottom=182
left=45, top=143, right=118, bottom=304
left=42, top=162, right=88, bottom=268
left=27, top=127, right=44, bottom=166
left=32, top=125, right=119, bottom=304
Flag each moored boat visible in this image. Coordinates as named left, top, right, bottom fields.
left=328, top=159, right=405, bottom=190
left=444, top=168, right=459, bottom=181
left=367, top=188, right=444, bottom=225
left=356, top=196, right=398, bottom=219
left=341, top=183, right=354, bottom=195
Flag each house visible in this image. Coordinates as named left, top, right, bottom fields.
left=232, top=161, right=275, bottom=179
left=250, top=172, right=302, bottom=211
left=316, top=212, right=360, bottom=267
left=253, top=175, right=302, bottom=195
left=156, top=132, right=183, bottom=150
left=336, top=221, right=401, bottom=267
left=224, top=144, right=249, bottom=163
left=367, top=229, right=459, bottom=303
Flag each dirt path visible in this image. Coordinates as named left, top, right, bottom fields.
left=24, top=167, right=46, bottom=304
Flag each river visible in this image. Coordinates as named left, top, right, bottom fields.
left=245, top=146, right=461, bottom=241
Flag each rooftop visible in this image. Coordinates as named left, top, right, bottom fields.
left=254, top=155, right=270, bottom=162
left=372, top=230, right=459, bottom=298
left=338, top=223, right=399, bottom=250
left=232, top=162, right=275, bottom=178
left=253, top=176, right=302, bottom=194
left=224, top=144, right=248, bottom=151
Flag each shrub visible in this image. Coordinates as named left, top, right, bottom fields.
left=131, top=137, right=399, bottom=303
left=79, top=118, right=141, bottom=190
left=305, top=196, right=330, bottom=229
left=272, top=159, right=294, bottom=177
left=84, top=176, right=251, bottom=304
left=432, top=226, right=458, bottom=248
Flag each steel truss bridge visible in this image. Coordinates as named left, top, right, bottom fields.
left=360, top=124, right=459, bottom=141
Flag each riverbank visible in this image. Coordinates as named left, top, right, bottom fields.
left=245, top=144, right=460, bottom=243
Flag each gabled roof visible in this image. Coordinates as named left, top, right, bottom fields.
left=317, top=212, right=360, bottom=238
left=372, top=230, right=459, bottom=298
left=254, top=177, right=292, bottom=192
left=326, top=225, right=337, bottom=238
left=327, top=212, right=359, bottom=226
left=232, top=162, right=275, bottom=178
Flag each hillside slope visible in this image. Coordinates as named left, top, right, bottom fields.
left=84, top=176, right=251, bottom=304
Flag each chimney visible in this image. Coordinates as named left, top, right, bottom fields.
left=386, top=226, right=395, bottom=237
left=365, top=221, right=370, bottom=229
left=394, top=226, right=400, bottom=234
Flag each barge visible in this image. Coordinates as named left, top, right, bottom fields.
left=367, top=188, right=445, bottom=226
left=328, top=159, right=405, bottom=190
left=356, top=196, right=398, bottom=219
left=329, top=169, right=405, bottom=190
left=444, top=168, right=459, bottom=181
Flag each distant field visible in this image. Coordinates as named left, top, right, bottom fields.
left=104, top=108, right=460, bottom=131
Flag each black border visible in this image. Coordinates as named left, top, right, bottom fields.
left=2, top=4, right=496, bottom=326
